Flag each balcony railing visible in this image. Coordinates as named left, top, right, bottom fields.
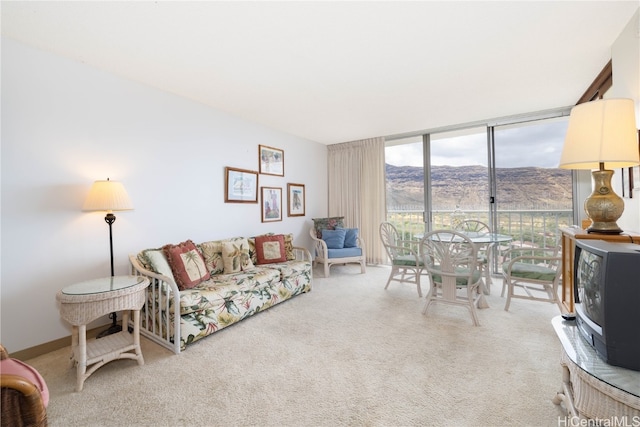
left=387, top=208, right=573, bottom=250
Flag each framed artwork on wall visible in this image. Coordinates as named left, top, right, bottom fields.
left=261, top=187, right=282, bottom=222
left=225, top=167, right=258, bottom=203
left=287, top=183, right=305, bottom=217
left=259, top=145, right=284, bottom=176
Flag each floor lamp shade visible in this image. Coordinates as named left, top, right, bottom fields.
left=559, top=98, right=639, bottom=234
left=82, top=179, right=134, bottom=213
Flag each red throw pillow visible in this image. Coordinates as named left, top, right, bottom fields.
left=163, top=240, right=210, bottom=290
left=255, top=234, right=287, bottom=264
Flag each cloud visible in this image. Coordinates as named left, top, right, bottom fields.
left=385, top=119, right=569, bottom=169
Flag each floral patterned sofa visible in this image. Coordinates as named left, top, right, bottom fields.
left=129, top=234, right=312, bottom=354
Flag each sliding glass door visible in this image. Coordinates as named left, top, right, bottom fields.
left=427, top=127, right=489, bottom=230
left=384, top=115, right=574, bottom=252
left=492, top=118, right=573, bottom=249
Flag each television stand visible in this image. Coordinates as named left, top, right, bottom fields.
left=551, top=316, right=640, bottom=420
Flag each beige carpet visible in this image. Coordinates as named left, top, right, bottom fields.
left=28, top=265, right=567, bottom=426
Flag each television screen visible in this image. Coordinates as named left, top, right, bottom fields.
left=575, top=248, right=603, bottom=326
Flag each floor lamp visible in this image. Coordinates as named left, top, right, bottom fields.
left=82, top=178, right=134, bottom=338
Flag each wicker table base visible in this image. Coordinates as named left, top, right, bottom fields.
left=552, top=316, right=640, bottom=420
left=57, top=276, right=149, bottom=391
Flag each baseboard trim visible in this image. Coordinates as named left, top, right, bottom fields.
left=10, top=323, right=119, bottom=361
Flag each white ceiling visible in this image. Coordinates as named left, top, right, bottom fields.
left=2, top=1, right=638, bottom=144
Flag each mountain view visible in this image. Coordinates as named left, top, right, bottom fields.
left=386, top=164, right=573, bottom=211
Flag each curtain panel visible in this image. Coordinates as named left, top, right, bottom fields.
left=327, top=137, right=387, bottom=264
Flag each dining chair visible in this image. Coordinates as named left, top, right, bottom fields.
left=454, top=219, right=492, bottom=293
left=501, top=247, right=563, bottom=312
left=379, top=222, right=423, bottom=297
left=420, top=230, right=483, bottom=326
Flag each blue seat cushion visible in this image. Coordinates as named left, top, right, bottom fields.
left=327, top=247, right=362, bottom=258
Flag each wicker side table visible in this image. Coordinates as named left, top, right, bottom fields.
left=552, top=316, right=640, bottom=420
left=56, top=275, right=149, bottom=391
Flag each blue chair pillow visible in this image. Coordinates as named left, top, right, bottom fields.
left=322, top=228, right=347, bottom=249
left=343, top=228, right=359, bottom=248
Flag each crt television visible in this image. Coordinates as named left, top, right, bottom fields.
left=573, top=239, right=640, bottom=371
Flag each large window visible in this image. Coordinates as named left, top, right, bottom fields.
left=385, top=115, right=573, bottom=249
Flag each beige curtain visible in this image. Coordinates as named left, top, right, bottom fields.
left=327, top=137, right=387, bottom=264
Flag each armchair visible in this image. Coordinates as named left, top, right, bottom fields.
left=501, top=247, right=562, bottom=312
left=309, top=217, right=366, bottom=277
left=1, top=344, right=49, bottom=427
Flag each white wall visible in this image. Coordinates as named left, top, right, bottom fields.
left=609, top=8, right=640, bottom=233
left=1, top=38, right=328, bottom=352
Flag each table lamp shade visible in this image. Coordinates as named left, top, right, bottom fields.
left=559, top=98, right=639, bottom=170
left=82, top=179, right=134, bottom=212
left=559, top=98, right=639, bottom=234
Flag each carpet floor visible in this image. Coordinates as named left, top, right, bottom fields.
left=27, top=264, right=568, bottom=426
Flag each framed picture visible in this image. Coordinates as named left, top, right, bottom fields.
left=259, top=145, right=284, bottom=176
left=225, top=167, right=258, bottom=203
left=261, top=187, right=282, bottom=222
left=287, top=183, right=305, bottom=217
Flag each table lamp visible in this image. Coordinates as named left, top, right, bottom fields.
left=82, top=178, right=134, bottom=337
left=559, top=98, right=639, bottom=234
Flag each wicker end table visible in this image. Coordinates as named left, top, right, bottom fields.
left=56, top=275, right=149, bottom=391
left=551, top=316, right=640, bottom=419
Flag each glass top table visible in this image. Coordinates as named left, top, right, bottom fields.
left=414, top=231, right=513, bottom=244
left=62, top=275, right=147, bottom=296
left=552, top=316, right=640, bottom=398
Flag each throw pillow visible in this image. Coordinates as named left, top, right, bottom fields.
left=255, top=234, right=287, bottom=264
left=322, top=228, right=347, bottom=249
left=221, top=238, right=255, bottom=273
left=143, top=249, right=177, bottom=283
left=163, top=240, right=210, bottom=290
left=343, top=228, right=359, bottom=248
left=198, top=240, right=225, bottom=275
left=313, top=216, right=345, bottom=238
left=283, top=233, right=295, bottom=260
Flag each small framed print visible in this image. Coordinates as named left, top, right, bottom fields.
left=225, top=167, right=258, bottom=203
left=261, top=187, right=282, bottom=222
left=287, top=183, right=305, bottom=217
left=259, top=145, right=284, bottom=176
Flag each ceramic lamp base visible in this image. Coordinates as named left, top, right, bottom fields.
left=584, top=169, right=624, bottom=234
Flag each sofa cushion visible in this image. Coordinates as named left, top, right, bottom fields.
left=322, top=228, right=347, bottom=249
left=222, top=238, right=255, bottom=273
left=144, top=249, right=176, bottom=282
left=327, top=247, right=362, bottom=258
left=176, top=267, right=281, bottom=316
left=312, top=216, right=345, bottom=238
left=343, top=228, right=359, bottom=248
left=163, top=240, right=210, bottom=290
left=198, top=240, right=225, bottom=276
left=283, top=233, right=295, bottom=260
left=255, top=234, right=287, bottom=264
